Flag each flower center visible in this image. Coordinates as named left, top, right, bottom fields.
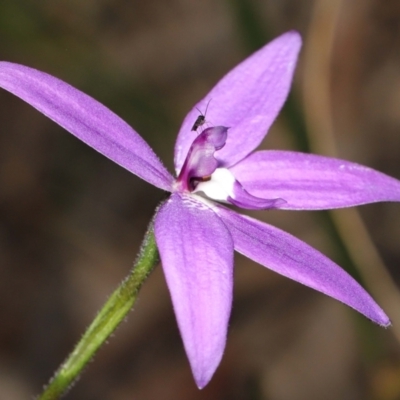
left=174, top=125, right=285, bottom=210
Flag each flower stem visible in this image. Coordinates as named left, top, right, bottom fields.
left=37, top=223, right=159, bottom=400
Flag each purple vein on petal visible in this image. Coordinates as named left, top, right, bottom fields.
left=231, top=150, right=400, bottom=210
left=154, top=193, right=234, bottom=388
left=0, top=62, right=174, bottom=191
left=217, top=206, right=390, bottom=326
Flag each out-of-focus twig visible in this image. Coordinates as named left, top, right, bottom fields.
left=303, top=0, right=400, bottom=341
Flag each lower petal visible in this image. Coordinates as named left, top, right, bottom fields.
left=154, top=193, right=234, bottom=388
left=217, top=206, right=390, bottom=326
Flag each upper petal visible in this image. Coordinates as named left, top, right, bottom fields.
left=175, top=31, right=302, bottom=174
left=230, top=150, right=400, bottom=210
left=154, top=193, right=234, bottom=388
left=217, top=206, right=390, bottom=326
left=0, top=62, right=174, bottom=191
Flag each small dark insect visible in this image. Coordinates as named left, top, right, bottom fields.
left=191, top=99, right=211, bottom=132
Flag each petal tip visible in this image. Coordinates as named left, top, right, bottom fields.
left=192, top=363, right=218, bottom=390
left=369, top=306, right=391, bottom=328
left=272, top=30, right=302, bottom=52
left=379, top=316, right=391, bottom=329
left=195, top=378, right=208, bottom=390
left=283, top=30, right=302, bottom=45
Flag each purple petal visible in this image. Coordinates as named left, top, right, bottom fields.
left=0, top=62, right=173, bottom=191
left=217, top=206, right=390, bottom=326
left=175, top=31, right=302, bottom=174
left=154, top=193, right=234, bottom=388
left=231, top=150, right=400, bottom=210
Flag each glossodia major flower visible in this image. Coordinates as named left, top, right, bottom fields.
left=0, top=31, right=399, bottom=388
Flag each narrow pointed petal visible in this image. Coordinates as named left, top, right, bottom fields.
left=154, top=193, right=234, bottom=388
left=217, top=206, right=390, bottom=326
left=0, top=62, right=174, bottom=190
left=175, top=31, right=302, bottom=174
left=231, top=150, right=400, bottom=210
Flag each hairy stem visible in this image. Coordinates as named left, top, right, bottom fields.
left=37, top=223, right=159, bottom=400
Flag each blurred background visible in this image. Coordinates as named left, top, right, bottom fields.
left=1, top=0, right=400, bottom=399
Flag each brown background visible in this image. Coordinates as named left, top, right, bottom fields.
left=1, top=1, right=400, bottom=399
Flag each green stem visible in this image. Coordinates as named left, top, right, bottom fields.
left=37, top=223, right=159, bottom=400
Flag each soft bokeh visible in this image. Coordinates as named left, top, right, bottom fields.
left=1, top=1, right=400, bottom=399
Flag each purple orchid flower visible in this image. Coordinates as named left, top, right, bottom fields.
left=0, top=31, right=398, bottom=388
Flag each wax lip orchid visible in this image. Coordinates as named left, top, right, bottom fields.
left=0, top=31, right=399, bottom=389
